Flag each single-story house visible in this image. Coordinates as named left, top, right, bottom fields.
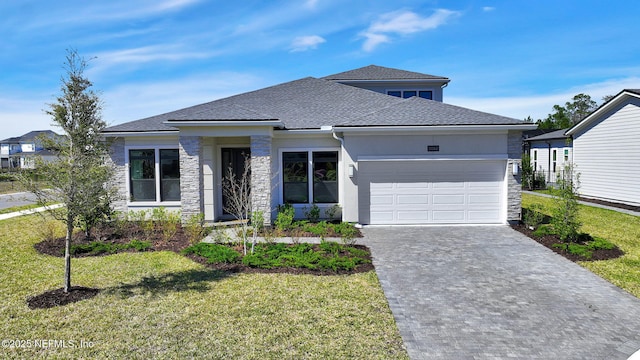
left=103, top=65, right=536, bottom=225
left=566, top=89, right=640, bottom=206
left=524, top=128, right=572, bottom=184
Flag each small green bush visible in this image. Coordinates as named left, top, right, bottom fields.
left=184, top=213, right=209, bottom=244
left=181, top=243, right=240, bottom=264
left=532, top=224, right=555, bottom=238
left=128, top=239, right=152, bottom=252
left=302, top=221, right=330, bottom=237
left=334, top=222, right=359, bottom=245
left=523, top=204, right=546, bottom=229
left=304, top=204, right=321, bottom=222
left=275, top=204, right=295, bottom=231
left=588, top=237, right=615, bottom=251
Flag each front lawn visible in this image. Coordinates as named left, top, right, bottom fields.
left=523, top=193, right=640, bottom=297
left=0, top=215, right=408, bottom=359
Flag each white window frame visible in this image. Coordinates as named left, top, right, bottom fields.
left=125, top=146, right=181, bottom=206
left=278, top=147, right=341, bottom=207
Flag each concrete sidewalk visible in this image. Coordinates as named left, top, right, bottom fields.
left=0, top=204, right=64, bottom=221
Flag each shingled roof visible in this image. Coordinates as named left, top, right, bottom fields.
left=104, top=67, right=524, bottom=133
left=322, top=65, right=449, bottom=81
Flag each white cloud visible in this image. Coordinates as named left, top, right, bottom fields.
left=360, top=9, right=460, bottom=52
left=290, top=35, right=326, bottom=52
left=482, top=7, right=496, bottom=12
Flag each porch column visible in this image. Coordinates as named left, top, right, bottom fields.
left=179, top=136, right=203, bottom=222
left=250, top=135, right=272, bottom=226
left=107, top=137, right=127, bottom=214
left=507, top=130, right=522, bottom=224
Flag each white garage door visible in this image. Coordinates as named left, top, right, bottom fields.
left=359, top=160, right=506, bottom=224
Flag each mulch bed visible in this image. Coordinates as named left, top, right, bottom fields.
left=511, top=223, right=624, bottom=262
left=27, top=286, right=101, bottom=309
left=31, top=223, right=372, bottom=308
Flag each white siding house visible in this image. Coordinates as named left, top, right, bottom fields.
left=566, top=89, right=640, bottom=206
left=525, top=129, right=572, bottom=185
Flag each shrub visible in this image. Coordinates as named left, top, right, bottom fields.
left=334, top=222, right=359, bottom=245
left=324, top=204, right=341, bottom=222
left=184, top=213, right=209, bottom=244
left=70, top=240, right=152, bottom=255
left=152, top=207, right=181, bottom=242
left=551, top=163, right=581, bottom=243
left=128, top=239, right=152, bottom=252
left=181, top=243, right=240, bottom=264
left=302, top=221, right=330, bottom=237
left=275, top=204, right=295, bottom=231
left=304, top=204, right=321, bottom=222
left=523, top=204, right=546, bottom=229
left=532, top=224, right=554, bottom=238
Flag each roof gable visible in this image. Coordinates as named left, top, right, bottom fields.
left=567, top=89, right=640, bottom=136
left=322, top=65, right=449, bottom=81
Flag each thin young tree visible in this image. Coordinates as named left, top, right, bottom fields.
left=222, top=155, right=254, bottom=255
left=20, top=49, right=116, bottom=293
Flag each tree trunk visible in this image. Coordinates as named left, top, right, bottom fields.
left=63, top=215, right=73, bottom=293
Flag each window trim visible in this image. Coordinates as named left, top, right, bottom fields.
left=278, top=147, right=341, bottom=206
left=125, top=146, right=181, bottom=206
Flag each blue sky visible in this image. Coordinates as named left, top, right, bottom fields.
left=1, top=0, right=639, bottom=138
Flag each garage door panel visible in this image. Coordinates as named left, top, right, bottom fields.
left=468, top=194, right=500, bottom=205
left=433, top=210, right=466, bottom=221
left=432, top=194, right=465, bottom=205
left=371, top=195, right=394, bottom=205
left=397, top=211, right=430, bottom=221
left=360, top=160, right=506, bottom=224
left=397, top=195, right=429, bottom=205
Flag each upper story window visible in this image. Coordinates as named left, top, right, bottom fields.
left=387, top=90, right=433, bottom=100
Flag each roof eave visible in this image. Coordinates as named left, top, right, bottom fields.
left=102, top=130, right=179, bottom=137
left=334, top=124, right=538, bottom=133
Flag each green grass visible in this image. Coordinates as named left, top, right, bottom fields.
left=523, top=193, right=640, bottom=297
left=0, top=215, right=408, bottom=359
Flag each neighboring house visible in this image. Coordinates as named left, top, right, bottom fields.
left=566, top=89, right=640, bottom=206
left=0, top=130, right=60, bottom=169
left=103, top=65, right=536, bottom=225
left=524, top=129, right=572, bottom=184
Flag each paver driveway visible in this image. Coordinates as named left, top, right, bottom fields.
left=361, top=226, right=640, bottom=360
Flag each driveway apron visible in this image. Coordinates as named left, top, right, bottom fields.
left=361, top=226, right=640, bottom=360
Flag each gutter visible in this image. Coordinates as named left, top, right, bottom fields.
left=334, top=124, right=538, bottom=133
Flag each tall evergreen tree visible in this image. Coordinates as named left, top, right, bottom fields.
left=21, top=49, right=116, bottom=293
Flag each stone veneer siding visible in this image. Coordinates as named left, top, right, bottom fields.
left=250, top=135, right=272, bottom=226
left=179, top=136, right=203, bottom=222
left=108, top=137, right=128, bottom=213
left=507, top=130, right=523, bottom=224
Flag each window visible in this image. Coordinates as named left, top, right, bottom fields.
left=129, top=148, right=180, bottom=202
left=282, top=150, right=338, bottom=204
left=160, top=149, right=180, bottom=201
left=564, top=149, right=569, bottom=161
left=387, top=90, right=433, bottom=100
left=552, top=150, right=557, bottom=173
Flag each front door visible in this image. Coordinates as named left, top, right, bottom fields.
left=221, top=148, right=251, bottom=215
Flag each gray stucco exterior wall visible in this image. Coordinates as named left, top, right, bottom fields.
left=179, top=136, right=203, bottom=221
left=108, top=137, right=128, bottom=214
left=507, top=130, right=523, bottom=223
left=250, top=135, right=272, bottom=225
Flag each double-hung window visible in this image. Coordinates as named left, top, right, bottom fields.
left=282, top=150, right=338, bottom=204
left=129, top=148, right=180, bottom=202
